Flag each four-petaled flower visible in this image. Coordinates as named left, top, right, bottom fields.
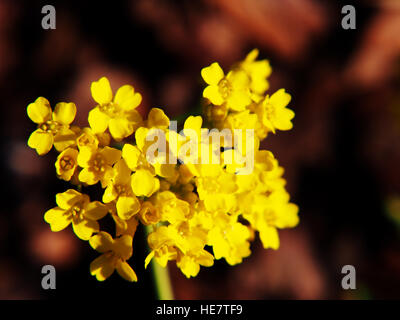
left=88, top=77, right=142, bottom=141
left=89, top=231, right=137, bottom=282
left=44, top=189, right=108, bottom=240
left=27, top=97, right=77, bottom=155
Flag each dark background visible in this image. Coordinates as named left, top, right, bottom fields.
left=0, top=0, right=399, bottom=299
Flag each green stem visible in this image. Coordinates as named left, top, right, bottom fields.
left=144, top=225, right=174, bottom=300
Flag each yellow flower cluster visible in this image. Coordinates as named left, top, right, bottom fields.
left=27, top=50, right=298, bottom=282
left=203, top=49, right=295, bottom=141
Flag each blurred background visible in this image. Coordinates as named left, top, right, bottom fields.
left=1, top=0, right=400, bottom=299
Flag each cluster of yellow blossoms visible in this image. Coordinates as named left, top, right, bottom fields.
left=27, top=49, right=298, bottom=282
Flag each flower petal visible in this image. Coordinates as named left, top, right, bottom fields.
left=101, top=146, right=122, bottom=165
left=27, top=97, right=52, bottom=124
left=116, top=261, right=137, bottom=282
left=122, top=144, right=141, bottom=170
left=44, top=207, right=71, bottom=231
left=55, top=189, right=84, bottom=210
left=116, top=196, right=140, bottom=220
left=201, top=62, right=224, bottom=85
left=53, top=128, right=77, bottom=152
left=88, top=107, right=109, bottom=134
left=91, top=77, right=113, bottom=105
left=52, top=102, right=77, bottom=125
left=259, top=225, right=280, bottom=250
left=72, top=218, right=99, bottom=240
left=84, top=201, right=109, bottom=220
left=114, top=85, right=142, bottom=110
left=90, top=254, right=115, bottom=281
left=78, top=168, right=98, bottom=185
left=108, top=117, right=132, bottom=141
left=89, top=231, right=114, bottom=252
left=131, top=169, right=160, bottom=197
left=147, top=108, right=169, bottom=129
left=203, top=85, right=224, bottom=105
left=27, top=130, right=53, bottom=155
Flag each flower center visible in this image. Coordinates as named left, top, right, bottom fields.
left=77, top=133, right=96, bottom=148
left=92, top=154, right=106, bottom=172
left=60, top=156, right=75, bottom=171
left=115, top=184, right=130, bottom=196
left=218, top=79, right=231, bottom=99
left=99, top=102, right=119, bottom=117
left=71, top=203, right=84, bottom=219
left=39, top=120, right=62, bottom=133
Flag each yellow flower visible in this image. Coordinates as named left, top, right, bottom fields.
left=44, top=189, right=108, bottom=240
left=207, top=212, right=251, bottom=265
left=145, top=226, right=180, bottom=268
left=201, top=63, right=251, bottom=112
left=27, top=97, right=77, bottom=155
left=88, top=77, right=143, bottom=140
left=239, top=49, right=272, bottom=97
left=89, top=231, right=137, bottom=282
left=103, top=159, right=141, bottom=220
left=76, top=127, right=111, bottom=149
left=138, top=201, right=161, bottom=225
left=131, top=168, right=160, bottom=197
left=77, top=146, right=121, bottom=188
left=55, top=147, right=79, bottom=181
left=256, top=89, right=295, bottom=134
left=176, top=249, right=214, bottom=278
left=151, top=191, right=190, bottom=224
left=242, top=190, right=299, bottom=250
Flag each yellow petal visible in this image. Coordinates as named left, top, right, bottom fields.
left=27, top=97, right=52, bottom=124
left=91, top=77, right=113, bottom=105
left=90, top=254, right=115, bottom=281
left=103, top=185, right=118, bottom=203
left=122, top=144, right=141, bottom=170
left=114, top=85, right=142, bottom=110
left=116, top=261, right=137, bottom=282
left=84, top=201, right=109, bottom=220
left=77, top=146, right=94, bottom=167
left=78, top=168, right=98, bottom=185
left=27, top=130, right=53, bottom=155
left=203, top=85, right=224, bottom=105
left=144, top=251, right=155, bottom=269
left=55, top=189, right=84, bottom=210
left=108, top=117, right=132, bottom=141
left=101, top=146, right=122, bottom=165
left=52, top=102, right=77, bottom=125
left=88, top=107, right=109, bottom=133
left=259, top=226, right=280, bottom=250
left=147, top=108, right=169, bottom=129
left=113, top=235, right=133, bottom=260
left=44, top=207, right=71, bottom=231
left=53, top=128, right=77, bottom=152
left=201, top=62, right=224, bottom=85
left=89, top=231, right=114, bottom=252
left=131, top=169, right=160, bottom=197
left=226, top=91, right=251, bottom=111
left=116, top=196, right=140, bottom=220
left=269, top=89, right=291, bottom=109
left=134, top=127, right=149, bottom=151
left=72, top=218, right=99, bottom=240
left=113, top=159, right=131, bottom=185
